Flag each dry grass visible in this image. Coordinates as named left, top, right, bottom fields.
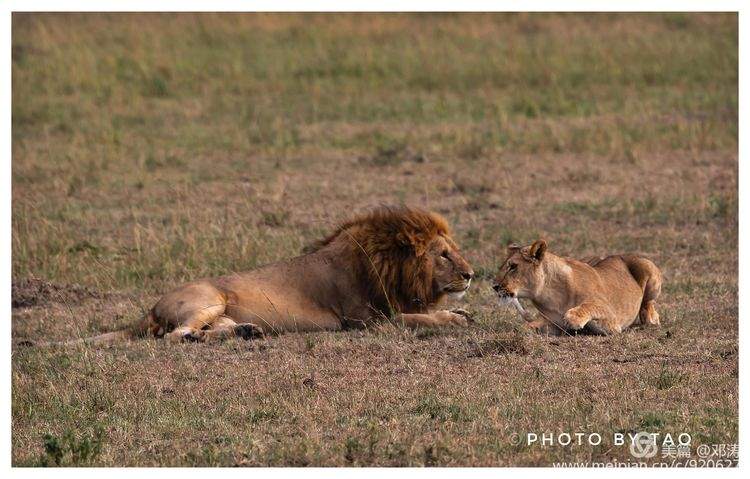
left=12, top=13, right=737, bottom=466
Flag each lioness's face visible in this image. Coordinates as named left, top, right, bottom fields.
left=492, top=240, right=547, bottom=300
left=429, top=235, right=474, bottom=299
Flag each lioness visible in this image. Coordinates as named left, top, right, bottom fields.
left=492, top=240, right=662, bottom=335
left=39, top=206, right=474, bottom=346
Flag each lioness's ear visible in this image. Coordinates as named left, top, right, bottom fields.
left=528, top=239, right=547, bottom=261
left=507, top=242, right=521, bottom=254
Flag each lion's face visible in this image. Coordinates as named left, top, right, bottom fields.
left=492, top=240, right=547, bottom=300
left=428, top=235, right=474, bottom=300
left=320, top=206, right=473, bottom=313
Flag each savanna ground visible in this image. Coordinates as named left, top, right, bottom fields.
left=11, top=13, right=738, bottom=466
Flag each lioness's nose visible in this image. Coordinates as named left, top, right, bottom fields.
left=462, top=271, right=474, bottom=280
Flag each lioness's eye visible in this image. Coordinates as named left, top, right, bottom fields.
left=441, top=251, right=450, bottom=259
left=508, top=263, right=517, bottom=272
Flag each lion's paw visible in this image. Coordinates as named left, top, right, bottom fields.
left=234, top=323, right=264, bottom=340
left=450, top=308, right=475, bottom=323
left=182, top=330, right=205, bottom=342
left=434, top=310, right=469, bottom=327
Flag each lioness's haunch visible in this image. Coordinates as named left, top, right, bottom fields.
left=39, top=206, right=474, bottom=346
left=492, top=239, right=662, bottom=336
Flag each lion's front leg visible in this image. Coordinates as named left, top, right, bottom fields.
left=397, top=310, right=470, bottom=328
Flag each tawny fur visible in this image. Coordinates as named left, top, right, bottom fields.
left=493, top=240, right=662, bottom=336
left=32, top=206, right=474, bottom=346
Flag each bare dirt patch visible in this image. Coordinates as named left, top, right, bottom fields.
left=11, top=278, right=107, bottom=309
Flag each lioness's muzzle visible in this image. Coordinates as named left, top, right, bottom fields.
left=492, top=283, right=514, bottom=298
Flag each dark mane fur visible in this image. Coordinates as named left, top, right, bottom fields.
left=304, top=206, right=453, bottom=315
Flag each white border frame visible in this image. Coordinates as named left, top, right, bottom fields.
left=2, top=2, right=745, bottom=477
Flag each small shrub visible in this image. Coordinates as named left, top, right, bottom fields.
left=259, top=210, right=290, bottom=228
left=653, top=363, right=686, bottom=390
left=639, top=412, right=666, bottom=430
left=246, top=407, right=279, bottom=424
left=412, top=397, right=471, bottom=422
left=38, top=428, right=104, bottom=466
left=344, top=437, right=362, bottom=464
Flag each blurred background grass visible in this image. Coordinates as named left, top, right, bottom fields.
left=12, top=13, right=737, bottom=293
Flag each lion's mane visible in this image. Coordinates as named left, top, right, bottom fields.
left=305, top=206, right=455, bottom=315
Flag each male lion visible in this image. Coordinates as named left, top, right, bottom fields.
left=39, top=206, right=474, bottom=346
left=492, top=239, right=662, bottom=336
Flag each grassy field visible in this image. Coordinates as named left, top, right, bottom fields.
left=11, top=13, right=738, bottom=466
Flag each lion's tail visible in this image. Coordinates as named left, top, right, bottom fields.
left=17, top=310, right=155, bottom=348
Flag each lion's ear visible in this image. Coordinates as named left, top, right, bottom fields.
left=413, top=242, right=428, bottom=257
left=397, top=231, right=428, bottom=256
left=528, top=239, right=547, bottom=262
left=507, top=242, right=521, bottom=254
left=396, top=232, right=412, bottom=248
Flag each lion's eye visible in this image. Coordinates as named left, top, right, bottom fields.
left=508, top=263, right=517, bottom=272
left=441, top=251, right=450, bottom=260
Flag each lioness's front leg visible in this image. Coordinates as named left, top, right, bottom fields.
left=564, top=302, right=618, bottom=333
left=583, top=319, right=620, bottom=336
left=526, top=318, right=564, bottom=336
left=398, top=310, right=470, bottom=328
left=563, top=304, right=593, bottom=330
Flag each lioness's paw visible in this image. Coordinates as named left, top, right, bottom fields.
left=563, top=309, right=587, bottom=330
left=639, top=306, right=660, bottom=326
left=434, top=310, right=469, bottom=327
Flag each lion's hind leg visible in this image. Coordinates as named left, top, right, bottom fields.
left=157, top=283, right=228, bottom=343
left=201, top=316, right=265, bottom=342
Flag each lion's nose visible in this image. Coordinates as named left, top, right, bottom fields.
left=462, top=271, right=474, bottom=280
